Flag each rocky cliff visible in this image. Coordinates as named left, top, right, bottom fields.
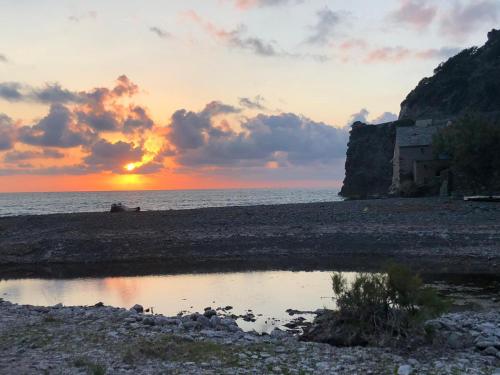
left=400, top=29, right=500, bottom=120
left=341, top=29, right=500, bottom=198
left=339, top=121, right=397, bottom=198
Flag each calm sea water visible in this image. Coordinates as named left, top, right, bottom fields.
left=0, top=188, right=341, bottom=217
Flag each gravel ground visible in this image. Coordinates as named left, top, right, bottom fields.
left=0, top=197, right=499, bottom=275
left=0, top=299, right=498, bottom=375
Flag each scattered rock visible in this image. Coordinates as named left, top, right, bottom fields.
left=0, top=299, right=499, bottom=374
left=142, top=317, right=155, bottom=326
left=484, top=346, right=499, bottom=357
left=131, top=304, right=143, bottom=313
left=203, top=309, right=217, bottom=318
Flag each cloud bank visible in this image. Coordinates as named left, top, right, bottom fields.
left=0, top=76, right=349, bottom=181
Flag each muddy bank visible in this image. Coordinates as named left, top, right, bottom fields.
left=0, top=197, right=499, bottom=274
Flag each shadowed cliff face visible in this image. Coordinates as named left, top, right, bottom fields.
left=400, top=29, right=500, bottom=120
left=340, top=122, right=397, bottom=199
left=341, top=29, right=500, bottom=199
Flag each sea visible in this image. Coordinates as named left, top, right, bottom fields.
left=0, top=188, right=341, bottom=217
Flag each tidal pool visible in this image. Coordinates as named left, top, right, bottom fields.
left=0, top=270, right=354, bottom=332
left=1, top=270, right=498, bottom=333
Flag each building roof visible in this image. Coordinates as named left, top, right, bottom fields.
left=396, top=125, right=444, bottom=147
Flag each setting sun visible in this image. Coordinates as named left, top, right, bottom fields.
left=125, top=163, right=136, bottom=172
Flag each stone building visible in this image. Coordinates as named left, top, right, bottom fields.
left=390, top=119, right=450, bottom=193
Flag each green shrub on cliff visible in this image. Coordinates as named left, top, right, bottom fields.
left=433, top=115, right=500, bottom=193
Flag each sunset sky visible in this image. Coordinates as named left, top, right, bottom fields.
left=0, top=0, right=498, bottom=192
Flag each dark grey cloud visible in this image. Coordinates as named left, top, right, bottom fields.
left=167, top=103, right=348, bottom=168
left=0, top=139, right=161, bottom=176
left=0, top=83, right=23, bottom=101
left=124, top=106, right=154, bottom=133
left=222, top=26, right=281, bottom=57
left=239, top=96, right=267, bottom=110
left=390, top=0, right=438, bottom=30
left=32, top=84, right=83, bottom=104
left=168, top=101, right=240, bottom=150
left=187, top=11, right=328, bottom=61
left=0, top=164, right=92, bottom=176
left=229, top=30, right=329, bottom=60
left=83, top=139, right=144, bottom=173
left=111, top=75, right=139, bottom=97
left=441, top=1, right=500, bottom=38
left=0, top=76, right=161, bottom=176
left=3, top=149, right=65, bottom=163
left=0, top=114, right=16, bottom=150
left=150, top=26, right=171, bottom=39
left=76, top=110, right=120, bottom=132
left=19, top=104, right=96, bottom=148
left=80, top=75, right=138, bottom=105
left=0, top=82, right=82, bottom=104
left=202, top=101, right=240, bottom=117
left=306, top=7, right=342, bottom=46
left=1, top=75, right=154, bottom=162
left=75, top=75, right=152, bottom=133
left=234, top=35, right=278, bottom=56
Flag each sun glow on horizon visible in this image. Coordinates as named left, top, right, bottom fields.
left=125, top=163, right=137, bottom=172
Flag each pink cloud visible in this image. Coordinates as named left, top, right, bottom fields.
left=364, top=47, right=412, bottom=63
left=339, top=39, right=368, bottom=51
left=336, top=39, right=458, bottom=65
left=228, top=0, right=295, bottom=10
left=390, top=0, right=437, bottom=30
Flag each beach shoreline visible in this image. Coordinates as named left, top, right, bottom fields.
left=0, top=197, right=499, bottom=275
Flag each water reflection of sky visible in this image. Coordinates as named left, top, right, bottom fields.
left=0, top=271, right=358, bottom=333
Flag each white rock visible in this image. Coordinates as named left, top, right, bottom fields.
left=397, top=364, right=412, bottom=375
